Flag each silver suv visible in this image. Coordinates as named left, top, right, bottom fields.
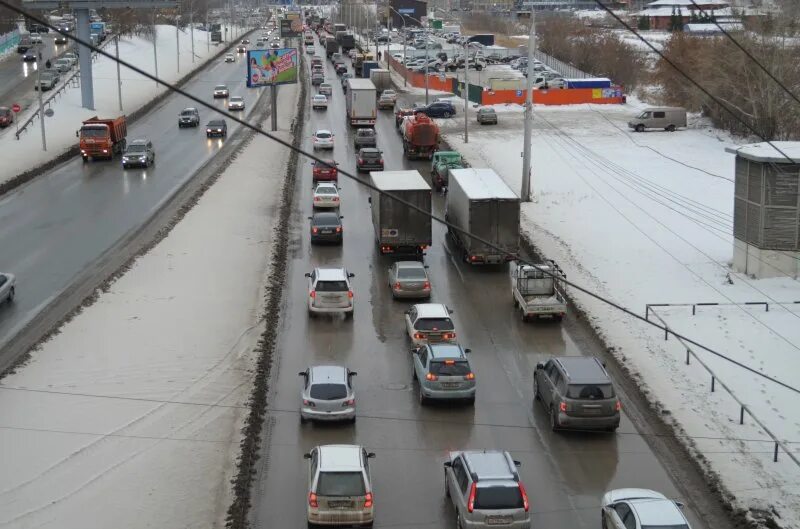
left=304, top=445, right=375, bottom=528
left=444, top=451, right=530, bottom=529
left=306, top=267, right=355, bottom=318
left=412, top=343, right=475, bottom=405
left=299, top=365, right=357, bottom=423
left=533, top=356, right=620, bottom=432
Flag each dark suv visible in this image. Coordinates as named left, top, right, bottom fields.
left=178, top=107, right=200, bottom=128
left=420, top=101, right=456, bottom=118
left=356, top=148, right=383, bottom=172
left=533, top=356, right=620, bottom=432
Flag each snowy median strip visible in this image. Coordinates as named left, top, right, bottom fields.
left=443, top=98, right=800, bottom=528
left=0, top=79, right=299, bottom=528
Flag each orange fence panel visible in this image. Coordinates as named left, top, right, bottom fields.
left=481, top=87, right=624, bottom=106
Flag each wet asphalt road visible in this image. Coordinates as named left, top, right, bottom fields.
left=0, top=48, right=264, bottom=353
left=0, top=34, right=64, bottom=123
left=251, top=37, right=708, bottom=529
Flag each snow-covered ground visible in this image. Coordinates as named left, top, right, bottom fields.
left=0, top=78, right=298, bottom=528
left=443, top=98, right=800, bottom=527
left=0, top=24, right=248, bottom=186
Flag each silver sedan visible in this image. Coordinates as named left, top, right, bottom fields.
left=388, top=261, right=431, bottom=299
left=0, top=272, right=16, bottom=304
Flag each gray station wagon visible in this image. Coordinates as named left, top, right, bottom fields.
left=533, top=356, right=620, bottom=431
left=412, top=343, right=475, bottom=404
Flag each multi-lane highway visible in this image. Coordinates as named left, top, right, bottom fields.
left=250, top=33, right=713, bottom=529
left=0, top=39, right=265, bottom=360
left=0, top=33, right=65, bottom=121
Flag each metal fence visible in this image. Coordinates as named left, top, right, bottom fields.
left=0, top=29, right=20, bottom=55
left=646, top=302, right=800, bottom=469
left=532, top=49, right=592, bottom=79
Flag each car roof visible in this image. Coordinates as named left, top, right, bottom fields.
left=360, top=147, right=380, bottom=154
left=315, top=129, right=332, bottom=135
left=230, top=96, right=243, bottom=99
left=309, top=365, right=347, bottom=384
left=553, top=356, right=610, bottom=384
left=315, top=267, right=348, bottom=281
left=413, top=303, right=450, bottom=319
left=630, top=498, right=687, bottom=526
left=315, top=182, right=337, bottom=190
left=395, top=260, right=424, bottom=270
left=182, top=107, right=198, bottom=112
left=427, top=343, right=466, bottom=360
left=604, top=488, right=667, bottom=505
left=129, top=138, right=149, bottom=146
left=214, top=84, right=227, bottom=88
left=208, top=119, right=225, bottom=125
left=312, top=94, right=327, bottom=99
left=318, top=444, right=363, bottom=472
left=461, top=451, right=517, bottom=482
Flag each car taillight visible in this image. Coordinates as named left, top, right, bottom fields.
left=312, top=227, right=319, bottom=234
left=519, top=482, right=529, bottom=512
left=358, top=158, right=363, bottom=164
left=464, top=372, right=475, bottom=380
left=309, top=492, right=318, bottom=508
left=379, top=159, right=384, bottom=164
left=363, top=492, right=373, bottom=508
left=467, top=482, right=477, bottom=513
left=425, top=372, right=438, bottom=381
left=442, top=332, right=455, bottom=340
left=413, top=332, right=425, bottom=340
left=394, top=282, right=402, bottom=290
left=343, top=398, right=355, bottom=406
left=335, top=226, right=342, bottom=233
left=303, top=399, right=316, bottom=407
left=310, top=291, right=316, bottom=298
left=615, top=400, right=621, bottom=411
left=347, top=290, right=354, bottom=298
left=559, top=401, right=567, bottom=412
left=422, top=281, right=431, bottom=290
left=314, top=196, right=321, bottom=201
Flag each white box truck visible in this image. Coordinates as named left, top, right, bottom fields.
left=369, top=170, right=432, bottom=259
left=345, top=78, right=377, bottom=127
left=446, top=168, right=520, bottom=264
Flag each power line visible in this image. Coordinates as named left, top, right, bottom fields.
left=1, top=385, right=798, bottom=446
left=590, top=0, right=798, bottom=164
left=687, top=0, right=800, bottom=110
left=3, top=3, right=799, bottom=398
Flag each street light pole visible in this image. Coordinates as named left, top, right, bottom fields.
left=115, top=35, right=123, bottom=111
left=463, top=37, right=468, bottom=143
left=424, top=25, right=429, bottom=104
left=36, top=48, right=46, bottom=151
left=521, top=10, right=536, bottom=202
left=153, top=9, right=159, bottom=88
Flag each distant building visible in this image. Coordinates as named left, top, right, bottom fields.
left=390, top=0, right=427, bottom=27
left=636, top=0, right=732, bottom=30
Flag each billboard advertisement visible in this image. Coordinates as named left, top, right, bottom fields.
left=279, top=16, right=303, bottom=37
left=247, top=48, right=298, bottom=87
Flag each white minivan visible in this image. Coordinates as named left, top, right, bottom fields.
left=628, top=107, right=687, bottom=132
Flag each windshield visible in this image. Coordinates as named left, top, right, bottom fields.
left=126, top=145, right=147, bottom=153
left=567, top=384, right=615, bottom=400
left=415, top=318, right=454, bottom=331
left=474, top=485, right=524, bottom=510
left=80, top=127, right=108, bottom=138
left=397, top=268, right=426, bottom=280
left=430, top=361, right=470, bottom=376
left=315, top=280, right=348, bottom=292
left=316, top=472, right=365, bottom=497
left=310, top=383, right=348, bottom=400
left=181, top=111, right=195, bottom=116
left=214, top=85, right=227, bottom=90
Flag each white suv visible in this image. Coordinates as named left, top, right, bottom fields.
left=304, top=445, right=375, bottom=528
left=306, top=267, right=355, bottom=317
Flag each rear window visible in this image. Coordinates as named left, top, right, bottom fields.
left=310, top=383, right=347, bottom=400
left=415, top=318, right=454, bottom=331
left=474, top=485, right=524, bottom=510
left=641, top=526, right=689, bottom=529
left=566, top=384, right=615, bottom=400
left=317, top=471, right=366, bottom=496
left=397, top=268, right=426, bottom=279
left=316, top=132, right=331, bottom=139
left=315, top=280, right=348, bottom=292
left=430, top=361, right=470, bottom=376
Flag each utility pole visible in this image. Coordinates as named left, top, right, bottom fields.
left=206, top=11, right=209, bottom=52
left=463, top=37, right=468, bottom=143
left=521, top=10, right=536, bottom=202
left=115, top=35, right=123, bottom=111
left=176, top=18, right=180, bottom=73
left=153, top=10, right=159, bottom=87
left=36, top=50, right=46, bottom=151
left=424, top=25, right=429, bottom=104
left=190, top=6, right=195, bottom=63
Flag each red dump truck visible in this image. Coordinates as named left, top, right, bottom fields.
left=78, top=115, right=127, bottom=162
left=401, top=114, right=440, bottom=160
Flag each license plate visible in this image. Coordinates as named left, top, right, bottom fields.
left=328, top=500, right=354, bottom=509
left=441, top=382, right=460, bottom=388
left=486, top=516, right=513, bottom=525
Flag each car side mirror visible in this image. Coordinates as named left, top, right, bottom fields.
left=304, top=273, right=311, bottom=277
left=367, top=452, right=376, bottom=459
left=348, top=371, right=357, bottom=377
left=411, top=348, right=419, bottom=354
left=404, top=309, right=410, bottom=315
left=675, top=501, right=685, bottom=509
left=339, top=215, right=344, bottom=219
left=75, top=130, right=79, bottom=137
left=443, top=461, right=452, bottom=468
left=298, top=371, right=307, bottom=377
left=424, top=265, right=429, bottom=269
left=348, top=273, right=355, bottom=278
left=303, top=453, right=312, bottom=459
left=368, top=197, right=372, bottom=203
left=448, top=308, right=454, bottom=314
left=464, top=348, right=471, bottom=354
left=536, top=362, right=545, bottom=370
left=513, top=460, right=521, bottom=467
left=307, top=216, right=312, bottom=219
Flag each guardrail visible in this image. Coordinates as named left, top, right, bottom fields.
left=14, top=37, right=112, bottom=140
left=645, top=303, right=800, bottom=468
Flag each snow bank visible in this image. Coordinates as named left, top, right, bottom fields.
left=444, top=102, right=800, bottom=527
left=0, top=80, right=298, bottom=528
left=0, top=24, right=248, bottom=186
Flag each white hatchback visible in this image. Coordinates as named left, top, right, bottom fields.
left=404, top=303, right=457, bottom=346
left=313, top=182, right=340, bottom=209
left=312, top=129, right=334, bottom=150
left=311, top=94, right=328, bottom=110
left=227, top=96, right=245, bottom=110
left=602, top=489, right=691, bottom=529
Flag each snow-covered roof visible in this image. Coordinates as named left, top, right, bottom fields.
left=450, top=168, right=519, bottom=200
left=370, top=170, right=431, bottom=191
left=646, top=0, right=728, bottom=7
left=725, top=142, right=800, bottom=163
left=638, top=6, right=734, bottom=16
left=685, top=22, right=743, bottom=32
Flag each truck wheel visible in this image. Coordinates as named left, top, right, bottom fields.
left=82, top=156, right=88, bottom=163
left=635, top=124, right=645, bottom=133
left=666, top=124, right=676, bottom=132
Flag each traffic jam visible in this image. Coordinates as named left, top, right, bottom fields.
left=251, top=13, right=696, bottom=529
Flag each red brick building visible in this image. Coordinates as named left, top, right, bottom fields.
left=637, top=0, right=731, bottom=30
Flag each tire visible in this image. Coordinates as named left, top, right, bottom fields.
left=666, top=124, right=676, bottom=132
left=307, top=522, right=316, bottom=529
left=412, top=368, right=418, bottom=381
left=443, top=111, right=452, bottom=118
left=466, top=396, right=475, bottom=406
left=635, top=124, right=645, bottom=133
left=82, top=156, right=88, bottom=163
left=550, top=406, right=560, bottom=431
left=445, top=471, right=451, bottom=498
left=300, top=414, right=308, bottom=424
left=7, top=287, right=15, bottom=303
left=533, top=379, right=540, bottom=401
left=419, top=388, right=427, bottom=406
left=457, top=515, right=465, bottom=529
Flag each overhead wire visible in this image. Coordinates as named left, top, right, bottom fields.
left=3, top=3, right=799, bottom=397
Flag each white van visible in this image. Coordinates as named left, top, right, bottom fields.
left=628, top=107, right=687, bottom=132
